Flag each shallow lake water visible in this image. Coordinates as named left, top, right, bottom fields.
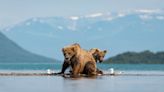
left=0, top=64, right=164, bottom=92
left=0, top=71, right=164, bottom=92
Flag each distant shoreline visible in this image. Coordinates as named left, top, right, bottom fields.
left=105, top=50, right=164, bottom=64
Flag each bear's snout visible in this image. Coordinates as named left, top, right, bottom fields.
left=65, top=57, right=69, bottom=60
left=99, top=57, right=104, bottom=63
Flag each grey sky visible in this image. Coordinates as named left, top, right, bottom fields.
left=0, top=0, right=164, bottom=28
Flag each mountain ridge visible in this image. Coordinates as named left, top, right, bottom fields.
left=1, top=10, right=164, bottom=60
left=0, top=32, right=56, bottom=63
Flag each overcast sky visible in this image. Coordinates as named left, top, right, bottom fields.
left=0, top=0, right=164, bottom=29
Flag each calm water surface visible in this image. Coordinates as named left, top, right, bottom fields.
left=0, top=74, right=164, bottom=92
left=0, top=63, right=164, bottom=92
left=0, top=63, right=164, bottom=71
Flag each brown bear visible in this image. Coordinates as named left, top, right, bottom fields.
left=57, top=45, right=107, bottom=75
left=89, top=48, right=107, bottom=63
left=87, top=48, right=107, bottom=74
left=62, top=43, right=97, bottom=77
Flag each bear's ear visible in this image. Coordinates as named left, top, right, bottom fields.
left=74, top=43, right=81, bottom=48
left=71, top=46, right=78, bottom=52
left=95, top=49, right=99, bottom=53
left=103, top=50, right=107, bottom=54
left=71, top=47, right=75, bottom=52
left=62, top=48, right=65, bottom=52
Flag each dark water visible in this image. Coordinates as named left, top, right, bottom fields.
left=0, top=63, right=164, bottom=71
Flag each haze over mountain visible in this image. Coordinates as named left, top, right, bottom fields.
left=1, top=9, right=164, bottom=60
left=0, top=32, right=55, bottom=63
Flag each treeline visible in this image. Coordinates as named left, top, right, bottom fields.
left=105, top=50, right=164, bottom=64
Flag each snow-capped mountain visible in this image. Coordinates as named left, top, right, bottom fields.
left=2, top=9, right=164, bottom=60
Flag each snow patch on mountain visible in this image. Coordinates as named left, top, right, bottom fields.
left=70, top=16, right=79, bottom=20
left=117, top=13, right=126, bottom=17
left=2, top=9, right=164, bottom=32
left=85, top=13, right=103, bottom=18
left=135, top=9, right=162, bottom=14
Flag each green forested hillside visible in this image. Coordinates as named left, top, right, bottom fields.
left=0, top=32, right=55, bottom=63
left=105, top=50, right=164, bottom=64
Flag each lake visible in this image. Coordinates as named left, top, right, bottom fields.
left=0, top=63, right=164, bottom=92
left=0, top=63, right=164, bottom=71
